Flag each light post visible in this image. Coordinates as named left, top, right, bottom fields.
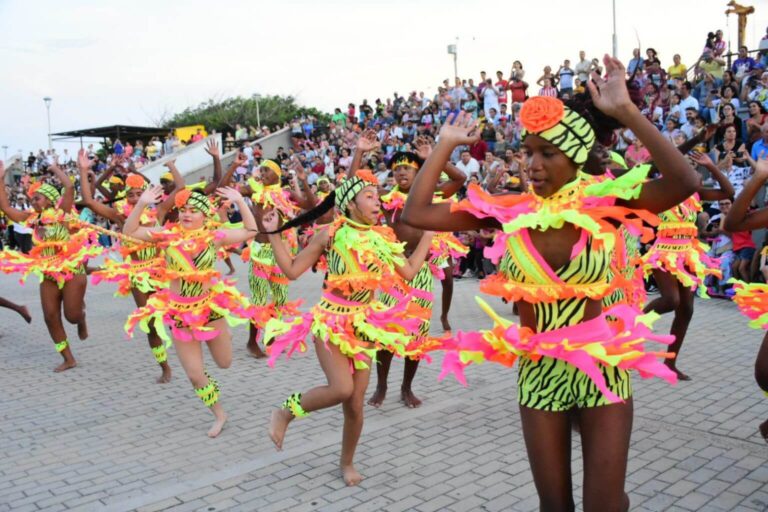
left=255, top=94, right=262, bottom=133
left=43, top=97, right=52, bottom=150
left=447, top=41, right=458, bottom=80
left=611, top=0, right=618, bottom=58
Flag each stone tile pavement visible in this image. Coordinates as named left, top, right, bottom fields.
left=0, top=260, right=767, bottom=511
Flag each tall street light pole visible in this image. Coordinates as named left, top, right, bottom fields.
left=447, top=41, right=458, bottom=80
left=612, top=0, right=618, bottom=58
left=255, top=94, right=262, bottom=132
left=43, top=97, right=52, bottom=150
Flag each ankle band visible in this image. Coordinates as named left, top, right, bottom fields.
left=55, top=340, right=68, bottom=353
left=281, top=392, right=308, bottom=418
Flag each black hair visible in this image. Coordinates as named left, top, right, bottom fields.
left=266, top=190, right=337, bottom=234
left=563, top=85, right=643, bottom=146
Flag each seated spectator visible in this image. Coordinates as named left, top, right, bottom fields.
left=733, top=45, right=763, bottom=86
left=668, top=54, right=687, bottom=81
left=746, top=101, right=768, bottom=147
left=703, top=198, right=734, bottom=296
left=455, top=150, right=481, bottom=180
left=751, top=124, right=768, bottom=161
left=538, top=77, right=558, bottom=97
left=714, top=103, right=743, bottom=143
left=625, top=139, right=651, bottom=168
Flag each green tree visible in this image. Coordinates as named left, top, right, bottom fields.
left=164, top=94, right=329, bottom=133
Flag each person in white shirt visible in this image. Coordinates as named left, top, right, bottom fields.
left=574, top=51, right=591, bottom=83
left=455, top=150, right=480, bottom=178
left=678, top=82, right=700, bottom=116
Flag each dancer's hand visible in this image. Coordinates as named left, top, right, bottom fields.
left=164, top=159, right=176, bottom=169
left=438, top=112, right=480, bottom=146
left=262, top=209, right=279, bottom=232
left=586, top=55, right=635, bottom=121
left=690, top=151, right=714, bottom=168
left=356, top=129, right=380, bottom=153
left=205, top=139, right=220, bottom=158
left=77, top=148, right=92, bottom=170
left=139, top=185, right=164, bottom=205
left=414, top=136, right=433, bottom=160
left=216, top=186, right=243, bottom=203
left=233, top=151, right=247, bottom=167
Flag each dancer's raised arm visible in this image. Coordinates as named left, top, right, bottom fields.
left=0, top=162, right=31, bottom=222
left=123, top=186, right=163, bottom=240
left=402, top=113, right=500, bottom=232
left=725, top=155, right=768, bottom=232
left=262, top=210, right=327, bottom=279
left=46, top=161, right=74, bottom=213
left=586, top=55, right=699, bottom=213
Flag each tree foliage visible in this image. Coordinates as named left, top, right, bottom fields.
left=164, top=94, right=329, bottom=133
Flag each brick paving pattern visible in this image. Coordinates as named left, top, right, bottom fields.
left=1, top=260, right=767, bottom=511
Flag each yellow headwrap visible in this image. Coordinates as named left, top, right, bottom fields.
left=261, top=159, right=282, bottom=178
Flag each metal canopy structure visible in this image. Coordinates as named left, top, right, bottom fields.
left=51, top=125, right=168, bottom=142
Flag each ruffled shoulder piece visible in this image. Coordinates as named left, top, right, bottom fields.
left=382, top=186, right=455, bottom=212
left=325, top=216, right=407, bottom=294
left=149, top=226, right=224, bottom=251
left=23, top=208, right=66, bottom=227
left=454, top=168, right=658, bottom=248
left=248, top=178, right=299, bottom=218
left=115, top=200, right=157, bottom=226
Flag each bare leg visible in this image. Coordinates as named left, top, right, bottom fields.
left=174, top=335, right=227, bottom=438
left=40, top=280, right=76, bottom=372
left=400, top=357, right=422, bottom=408
left=246, top=323, right=266, bottom=358
left=368, top=349, right=393, bottom=407
left=665, top=283, right=695, bottom=381
left=223, top=256, right=236, bottom=276
left=132, top=289, right=171, bottom=383
left=269, top=338, right=355, bottom=450
left=643, top=270, right=691, bottom=380
left=519, top=405, right=575, bottom=512
left=0, top=296, right=31, bottom=323
left=755, top=333, right=768, bottom=442
left=61, top=274, right=88, bottom=340
left=340, top=366, right=371, bottom=486
left=440, top=259, right=454, bottom=332
left=580, top=400, right=633, bottom=512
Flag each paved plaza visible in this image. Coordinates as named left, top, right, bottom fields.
left=1, top=259, right=767, bottom=512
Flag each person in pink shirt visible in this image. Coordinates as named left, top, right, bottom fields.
left=624, top=139, right=651, bottom=168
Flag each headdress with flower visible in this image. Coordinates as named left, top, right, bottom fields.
left=125, top=174, right=148, bottom=190
left=174, top=188, right=213, bottom=216
left=520, top=96, right=596, bottom=166
left=28, top=182, right=61, bottom=205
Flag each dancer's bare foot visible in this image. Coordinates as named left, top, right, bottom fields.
left=54, top=359, right=77, bottom=372
left=666, top=364, right=691, bottom=381
left=760, top=419, right=768, bottom=443
left=440, top=314, right=451, bottom=332
left=368, top=386, right=387, bottom=408
left=17, top=305, right=32, bottom=324
left=207, top=412, right=227, bottom=438
left=156, top=365, right=172, bottom=384
left=77, top=317, right=88, bottom=340
left=269, top=408, right=293, bottom=450
left=341, top=464, right=363, bottom=486
left=246, top=341, right=267, bottom=359
left=401, top=388, right=422, bottom=408
left=225, top=267, right=236, bottom=276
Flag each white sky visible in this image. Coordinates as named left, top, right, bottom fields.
left=1, top=0, right=767, bottom=158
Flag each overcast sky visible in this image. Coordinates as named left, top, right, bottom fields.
left=1, top=0, right=767, bottom=158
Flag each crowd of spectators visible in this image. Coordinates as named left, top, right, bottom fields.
left=4, top=27, right=768, bottom=284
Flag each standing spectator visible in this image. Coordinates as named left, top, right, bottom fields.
left=331, top=108, right=347, bottom=128
left=574, top=50, right=591, bottom=83
left=557, top=59, right=575, bottom=98
left=494, top=71, right=509, bottom=106
left=733, top=46, right=762, bottom=86
left=538, top=78, right=558, bottom=97
left=191, top=128, right=204, bottom=143
left=482, top=79, right=500, bottom=119
left=508, top=76, right=528, bottom=104
left=644, top=48, right=665, bottom=86
left=627, top=48, right=644, bottom=77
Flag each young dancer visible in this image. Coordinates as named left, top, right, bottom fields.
left=123, top=185, right=259, bottom=437
left=641, top=151, right=733, bottom=380
left=78, top=150, right=172, bottom=383
left=369, top=143, right=467, bottom=408
left=401, top=56, right=699, bottom=511
left=0, top=161, right=100, bottom=371
left=723, top=155, right=768, bottom=441
left=263, top=170, right=434, bottom=486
